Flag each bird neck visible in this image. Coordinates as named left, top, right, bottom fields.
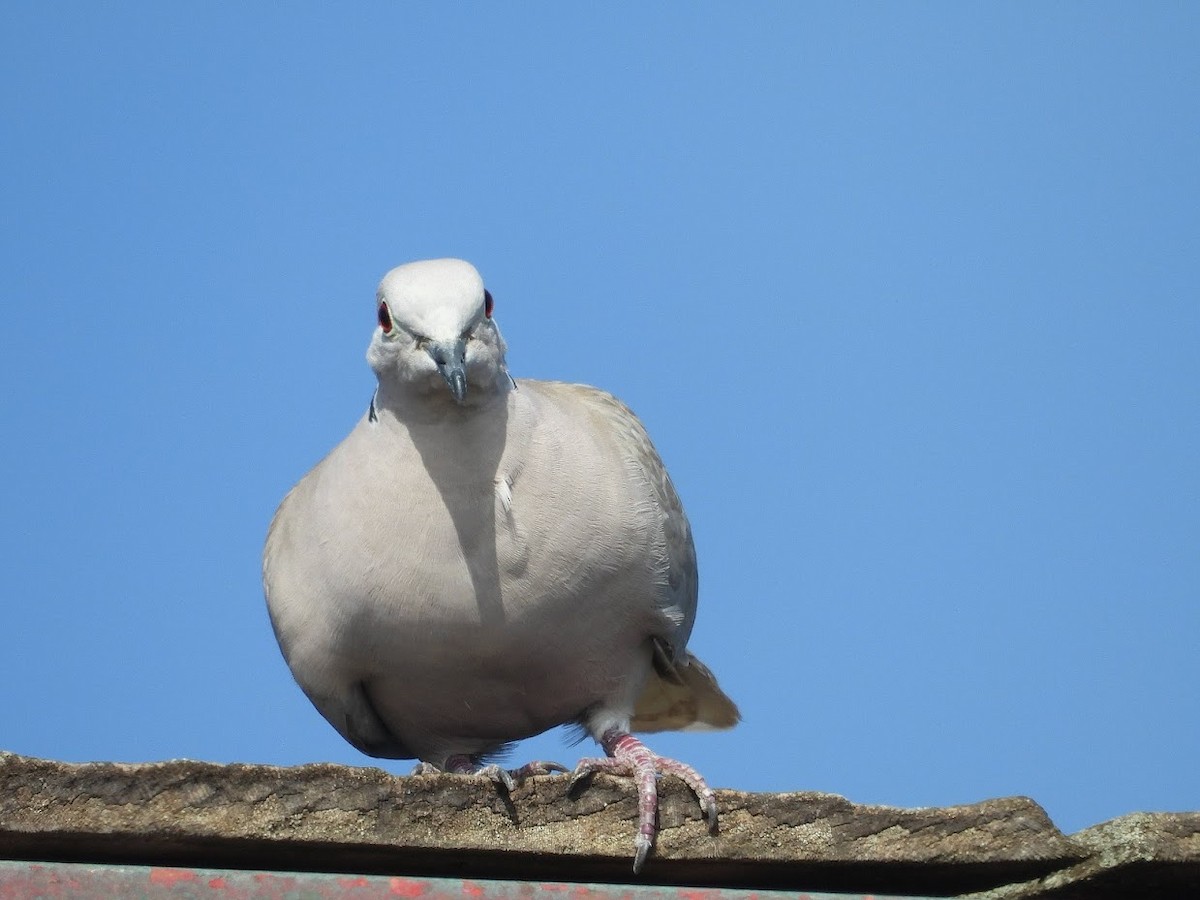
left=373, top=373, right=513, bottom=424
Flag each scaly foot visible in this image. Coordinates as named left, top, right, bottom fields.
left=412, top=756, right=568, bottom=791
left=570, top=729, right=718, bottom=873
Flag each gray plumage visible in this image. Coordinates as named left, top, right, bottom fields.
left=263, top=259, right=737, bottom=868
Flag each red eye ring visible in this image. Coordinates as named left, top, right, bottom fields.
left=378, top=300, right=393, bottom=333
left=484, top=289, right=494, bottom=319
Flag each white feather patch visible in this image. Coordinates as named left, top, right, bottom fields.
left=495, top=473, right=514, bottom=513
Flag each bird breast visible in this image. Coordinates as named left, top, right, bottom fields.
left=275, top=386, right=669, bottom=691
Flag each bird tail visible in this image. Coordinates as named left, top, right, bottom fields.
left=630, top=651, right=741, bottom=733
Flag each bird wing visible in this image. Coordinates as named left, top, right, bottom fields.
left=521, top=380, right=697, bottom=656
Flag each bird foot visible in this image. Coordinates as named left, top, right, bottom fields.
left=508, top=760, right=571, bottom=779
left=412, top=756, right=567, bottom=792
left=570, top=729, right=719, bottom=874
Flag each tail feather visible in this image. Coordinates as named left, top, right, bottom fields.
left=631, top=652, right=740, bottom=733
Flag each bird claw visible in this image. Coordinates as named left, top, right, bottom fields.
left=471, top=763, right=518, bottom=792
left=568, top=766, right=594, bottom=793
left=509, top=760, right=570, bottom=779
left=633, top=834, right=652, bottom=875
left=573, top=730, right=720, bottom=873
left=421, top=756, right=568, bottom=792
left=568, top=755, right=623, bottom=790
left=655, top=755, right=719, bottom=829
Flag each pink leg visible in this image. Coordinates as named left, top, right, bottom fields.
left=570, top=729, right=719, bottom=873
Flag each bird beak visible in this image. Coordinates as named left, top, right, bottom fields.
left=426, top=339, right=468, bottom=403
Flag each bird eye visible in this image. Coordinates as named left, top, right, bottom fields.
left=484, top=289, right=494, bottom=319
left=378, top=301, right=393, bottom=334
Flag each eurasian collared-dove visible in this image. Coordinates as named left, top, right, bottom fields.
left=263, top=258, right=739, bottom=871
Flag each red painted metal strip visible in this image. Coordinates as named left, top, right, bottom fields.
left=0, top=860, right=922, bottom=899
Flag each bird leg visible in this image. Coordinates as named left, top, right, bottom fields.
left=412, top=755, right=567, bottom=791
left=570, top=728, right=719, bottom=873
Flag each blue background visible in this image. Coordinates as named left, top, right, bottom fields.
left=3, top=3, right=1197, bottom=837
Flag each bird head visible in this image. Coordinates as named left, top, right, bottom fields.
left=367, top=259, right=508, bottom=406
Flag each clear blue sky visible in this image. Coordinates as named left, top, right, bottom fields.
left=2, top=3, right=1197, bottom=837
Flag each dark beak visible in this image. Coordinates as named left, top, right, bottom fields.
left=426, top=339, right=468, bottom=403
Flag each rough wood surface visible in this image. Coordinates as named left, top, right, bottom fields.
left=961, top=811, right=1200, bottom=899
left=1, top=753, right=1195, bottom=897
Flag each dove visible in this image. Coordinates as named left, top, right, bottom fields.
left=263, top=258, right=739, bottom=871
